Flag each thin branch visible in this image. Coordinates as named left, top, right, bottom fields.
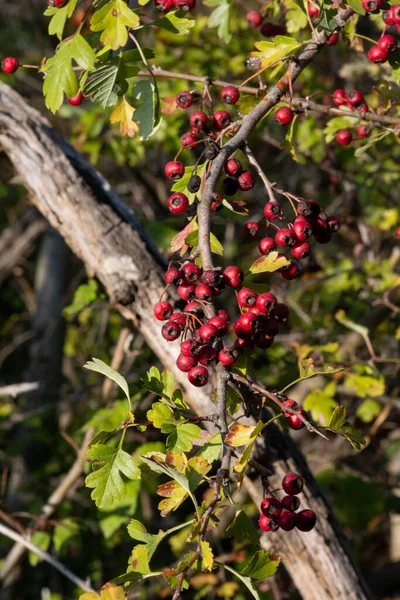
left=242, top=143, right=276, bottom=203
left=0, top=382, right=39, bottom=398
left=0, top=522, right=95, bottom=593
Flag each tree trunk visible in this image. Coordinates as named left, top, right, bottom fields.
left=0, top=82, right=373, bottom=600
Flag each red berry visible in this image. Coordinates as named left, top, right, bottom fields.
left=281, top=495, right=301, bottom=512
left=280, top=262, right=300, bottom=280
left=198, top=345, right=218, bottom=366
left=259, top=514, right=279, bottom=532
left=397, top=227, right=400, bottom=239
left=361, top=0, right=382, bottom=12
left=213, top=110, right=231, bottom=130
left=297, top=200, right=320, bottom=218
left=275, top=106, right=294, bottom=125
left=307, top=1, right=319, bottom=17
left=201, top=270, right=223, bottom=287
left=292, top=219, right=312, bottom=242
left=261, top=497, right=282, bottom=518
left=382, top=8, right=397, bottom=25
left=296, top=509, right=317, bottom=532
left=221, top=85, right=240, bottom=105
left=182, top=262, right=202, bottom=282
left=246, top=10, right=262, bottom=28
left=195, top=283, right=213, bottom=302
left=180, top=131, right=198, bottom=148
left=188, top=365, right=209, bottom=387
left=169, top=312, right=187, bottom=330
left=66, top=92, right=83, bottom=106
left=174, top=0, right=196, bottom=10
left=275, top=228, right=295, bottom=247
left=357, top=125, right=370, bottom=140
left=190, top=111, right=208, bottom=132
left=243, top=222, right=259, bottom=238
left=176, top=91, right=192, bottom=109
left=258, top=237, right=277, bottom=254
left=165, top=161, right=185, bottom=180
left=1, top=56, right=19, bottom=75
left=48, top=0, right=68, bottom=5
left=161, top=321, right=181, bottom=341
left=155, top=0, right=174, bottom=10
left=292, top=242, right=311, bottom=260
left=168, top=192, right=189, bottom=214
left=282, top=398, right=298, bottom=416
left=221, top=177, right=239, bottom=196
left=256, top=292, right=277, bottom=314
left=282, top=473, right=304, bottom=495
left=198, top=322, right=219, bottom=343
left=181, top=338, right=199, bottom=357
left=165, top=267, right=182, bottom=285
left=237, top=171, right=255, bottom=191
left=224, top=158, right=242, bottom=176
left=218, top=309, right=230, bottom=322
left=336, top=129, right=352, bottom=146
left=176, top=353, right=197, bottom=372
left=235, top=337, right=254, bottom=351
left=332, top=89, right=348, bottom=107
left=378, top=34, right=398, bottom=53
left=347, top=90, right=364, bottom=107
left=184, top=301, right=203, bottom=315
left=327, top=32, right=339, bottom=46
left=153, top=301, right=173, bottom=321
left=278, top=511, right=297, bottom=531
left=178, top=282, right=196, bottom=301
left=287, top=407, right=307, bottom=430
left=208, top=316, right=229, bottom=336
left=368, top=45, right=389, bottom=64
left=237, top=287, right=258, bottom=308
left=218, top=347, right=238, bottom=366
left=327, top=215, right=340, bottom=232
left=223, top=265, right=244, bottom=288
left=264, top=201, right=282, bottom=220
left=237, top=312, right=259, bottom=335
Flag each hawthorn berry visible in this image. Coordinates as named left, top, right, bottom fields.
left=292, top=242, right=311, bottom=260
left=235, top=337, right=254, bottom=351
left=275, top=106, right=294, bottom=125
left=264, top=201, right=282, bottom=220
left=261, top=22, right=286, bottom=37
left=223, top=265, right=243, bottom=288
left=332, top=89, right=348, bottom=107
left=190, top=111, right=208, bottom=131
left=259, top=514, right=279, bottom=532
left=213, top=110, right=231, bottom=130
left=221, top=85, right=240, bottom=105
left=188, top=365, right=209, bottom=387
left=237, top=312, right=259, bottom=335
left=307, top=1, right=319, bottom=17
left=327, top=216, right=340, bottom=232
left=224, top=158, right=242, bottom=176
left=181, top=339, right=199, bottom=357
left=287, top=407, right=308, bottom=430
left=201, top=270, right=223, bottom=287
left=368, top=45, right=389, bottom=64
left=293, top=219, right=312, bottom=242
left=296, top=509, right=317, bottom=532
left=382, top=8, right=397, bottom=25
left=198, top=345, right=218, bottom=366
left=275, top=228, right=295, bottom=247
left=182, top=262, right=202, bottom=282
left=165, top=161, right=185, bottom=180
left=237, top=287, right=258, bottom=308
left=165, top=267, right=182, bottom=285
left=47, top=0, right=67, bottom=6
left=297, top=200, right=319, bottom=218
left=219, top=347, right=238, bottom=366
left=281, top=495, right=301, bottom=512
left=278, top=511, right=297, bottom=531
left=208, top=316, right=229, bottom=336
left=174, top=0, right=196, bottom=10
left=259, top=237, right=277, bottom=254
left=2, top=57, right=19, bottom=75
left=238, top=171, right=255, bottom=191
left=253, top=331, right=274, bottom=348
left=218, top=309, right=230, bottom=322
left=361, top=0, right=382, bottom=12
left=243, top=222, right=259, bottom=238
left=378, top=34, right=398, bottom=53
left=282, top=473, right=304, bottom=495
left=195, top=283, right=213, bottom=302
left=155, top=0, right=174, bottom=10
left=261, top=498, right=282, bottom=519
left=187, top=174, right=201, bottom=193
left=246, top=10, right=262, bottom=28
left=67, top=92, right=84, bottom=106
left=168, top=192, right=189, bottom=214
left=176, top=90, right=192, bottom=109
left=272, top=303, right=289, bottom=322
left=180, top=131, right=198, bottom=147
left=178, top=282, right=196, bottom=301
left=327, top=32, right=339, bottom=46
left=198, top=323, right=219, bottom=343
left=176, top=353, right=197, bottom=372
left=162, top=321, right=181, bottom=341
left=184, top=301, right=203, bottom=315
left=256, top=292, right=277, bottom=313
left=169, top=313, right=187, bottom=330
left=336, top=129, right=352, bottom=146
left=222, top=177, right=239, bottom=196
left=347, top=90, right=364, bottom=107
left=153, top=301, right=173, bottom=321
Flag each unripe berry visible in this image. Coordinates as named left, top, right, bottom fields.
left=378, top=34, right=397, bottom=53
left=332, top=89, right=348, bottom=107
left=281, top=495, right=301, bottom=512
left=258, top=237, right=277, bottom=255
left=165, top=161, right=185, bottom=180
left=195, top=283, right=213, bottom=302
left=221, top=85, right=240, bottom=105
left=261, top=497, right=282, bottom=519
left=368, top=44, right=389, bottom=64
left=259, top=514, right=279, bottom=532
left=188, top=365, right=209, bottom=387
left=256, top=292, right=277, bottom=314
left=221, top=177, right=239, bottom=196
left=237, top=171, right=255, bottom=191
left=153, top=301, right=173, bottom=321
left=224, top=158, right=242, bottom=176
left=190, top=111, right=208, bottom=132
left=180, top=131, right=198, bottom=148
left=198, top=345, right=218, bottom=366
left=278, top=511, right=297, bottom=531
left=1, top=57, right=19, bottom=75
left=243, top=222, right=259, bottom=238
left=168, top=192, right=189, bottom=214
left=296, top=509, right=317, bottom=532
left=176, top=90, right=192, bottom=109
left=282, top=473, right=304, bottom=495
left=176, top=353, right=197, bottom=372
left=182, top=262, right=202, bottom=282
left=218, top=347, right=238, bottom=366
left=274, top=106, right=294, bottom=125
left=237, top=287, right=258, bottom=308
left=287, top=407, right=308, bottom=430
left=181, top=338, right=199, bottom=357
left=223, top=265, right=243, bottom=288
left=213, top=110, right=231, bottom=130
left=246, top=10, right=262, bottom=28
left=198, top=322, right=219, bottom=343
left=178, top=282, right=196, bottom=301
left=264, top=201, right=282, bottom=220
left=275, top=228, right=295, bottom=247
left=361, top=0, right=382, bottom=12
left=336, top=129, right=352, bottom=146
left=208, top=316, right=229, bottom=336
left=67, top=92, right=83, bottom=106
left=174, top=0, right=196, bottom=10
left=292, top=242, right=311, bottom=260
left=162, top=321, right=181, bottom=341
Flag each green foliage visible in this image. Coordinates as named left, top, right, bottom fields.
left=63, top=280, right=103, bottom=316
left=90, top=0, right=140, bottom=50
left=204, top=0, right=232, bottom=43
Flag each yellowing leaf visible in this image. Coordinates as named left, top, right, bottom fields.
left=200, top=540, right=214, bottom=571
left=90, top=0, right=140, bottom=50
left=157, top=481, right=188, bottom=515
left=170, top=218, right=198, bottom=255
left=250, top=36, right=302, bottom=69
left=226, top=424, right=261, bottom=447
left=100, top=583, right=128, bottom=600
left=79, top=594, right=100, bottom=600
left=250, top=251, right=290, bottom=274
left=110, top=97, right=139, bottom=137
left=161, top=95, right=177, bottom=115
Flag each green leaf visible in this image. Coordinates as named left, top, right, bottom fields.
left=250, top=36, right=302, bottom=69
left=90, top=0, right=140, bottom=50
left=162, top=371, right=175, bottom=398
left=84, top=358, right=131, bottom=406
left=298, top=358, right=345, bottom=380
left=303, top=381, right=338, bottom=426
left=84, top=57, right=136, bottom=108
left=167, top=423, right=202, bottom=452
left=347, top=0, right=365, bottom=14
left=155, top=11, right=196, bottom=35
left=196, top=432, right=223, bottom=463
left=99, top=480, right=141, bottom=539
left=63, top=280, right=103, bottom=316
left=53, top=518, right=80, bottom=553
left=240, top=550, right=280, bottom=580
left=85, top=444, right=141, bottom=509
left=204, top=0, right=232, bottom=43
left=210, top=232, right=224, bottom=256
left=345, top=365, right=385, bottom=398
left=29, top=531, right=51, bottom=567
left=354, top=132, right=391, bottom=158
left=141, top=366, right=163, bottom=395
left=133, top=79, right=161, bottom=140
left=226, top=510, right=259, bottom=546
left=217, top=563, right=261, bottom=600
left=327, top=406, right=366, bottom=450
left=147, top=402, right=175, bottom=432
left=323, top=116, right=357, bottom=143
left=314, top=5, right=339, bottom=33
left=42, top=33, right=96, bottom=113
left=356, top=399, right=381, bottom=423
left=283, top=0, right=308, bottom=32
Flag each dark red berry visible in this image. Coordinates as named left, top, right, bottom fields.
left=357, top=124, right=369, bottom=139
left=182, top=262, right=202, bottom=282
left=169, top=313, right=187, bottom=330
left=243, top=222, right=259, bottom=238
left=237, top=171, right=255, bottom=191
left=259, top=514, right=279, bottom=532
left=176, top=91, right=192, bottom=109
left=218, top=347, right=238, bottom=366
left=264, top=201, right=282, bottom=220
left=237, top=287, right=258, bottom=308
left=190, top=111, right=208, bottom=132
left=261, top=497, right=282, bottom=518
left=221, top=177, right=239, bottom=196
left=336, top=129, right=352, bottom=146
left=368, top=45, right=388, bottom=64
left=261, top=22, right=286, bottom=36
left=256, top=292, right=277, bottom=314
left=165, top=267, right=182, bottom=285
left=188, top=365, right=209, bottom=387
left=275, top=106, right=294, bottom=125
left=224, top=158, right=242, bottom=176
left=180, top=131, right=198, bottom=148
left=287, top=407, right=307, bottom=430
left=246, top=10, right=262, bottom=27
left=292, top=219, right=312, bottom=242
left=68, top=92, right=83, bottom=106
left=282, top=398, right=298, bottom=416
left=272, top=303, right=289, bottom=322
left=181, top=338, right=199, bottom=357
left=282, top=473, right=304, bottom=495
left=201, top=270, right=223, bottom=287
left=281, top=495, right=301, bottom=512
left=347, top=90, right=364, bottom=107
left=48, top=0, right=68, bottom=5
left=275, top=228, right=295, bottom=247
left=184, top=301, right=203, bottom=315
left=161, top=321, right=181, bottom=341
left=153, top=301, right=173, bottom=321
left=168, top=192, right=189, bottom=214
left=281, top=262, right=300, bottom=280
left=327, top=216, right=340, bottom=232
left=278, top=511, right=297, bottom=531
left=378, top=34, right=397, bottom=53
left=332, top=89, right=348, bottom=107
left=165, top=161, right=185, bottom=180
left=292, top=242, right=311, bottom=260
left=198, top=322, right=219, bottom=342
left=296, top=509, right=317, bottom=532
left=213, top=110, right=231, bottom=130
left=176, top=353, right=197, bottom=372
left=195, top=283, right=213, bottom=302
left=178, top=282, right=196, bottom=301
left=198, top=345, right=218, bottom=366
left=208, top=316, right=229, bottom=336
left=221, top=85, right=240, bottom=105
left=297, top=200, right=319, bottom=218
left=235, top=337, right=254, bottom=351
left=253, top=332, right=274, bottom=348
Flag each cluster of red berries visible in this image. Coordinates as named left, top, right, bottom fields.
left=332, top=88, right=382, bottom=145
left=259, top=473, right=317, bottom=533
left=153, top=261, right=290, bottom=386
left=281, top=398, right=308, bottom=430
left=361, top=0, right=400, bottom=63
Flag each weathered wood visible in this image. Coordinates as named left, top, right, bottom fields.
left=0, top=82, right=372, bottom=600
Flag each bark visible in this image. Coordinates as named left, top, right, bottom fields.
left=0, top=82, right=373, bottom=600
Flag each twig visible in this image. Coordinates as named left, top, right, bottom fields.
left=0, top=522, right=95, bottom=593
left=242, top=143, right=276, bottom=203
left=0, top=382, right=39, bottom=398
